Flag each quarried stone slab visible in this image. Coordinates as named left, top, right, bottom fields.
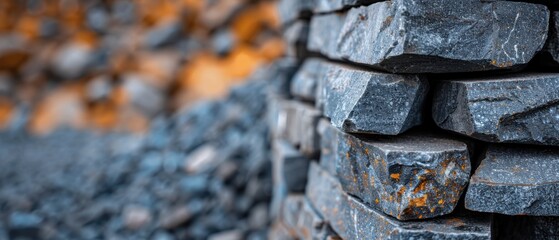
left=271, top=140, right=310, bottom=218
left=466, top=145, right=559, bottom=216
left=324, top=64, right=428, bottom=135
left=277, top=100, right=321, bottom=156
left=306, top=163, right=492, bottom=239
left=281, top=195, right=341, bottom=240
left=336, top=0, right=549, bottom=73
left=290, top=59, right=328, bottom=102
left=283, top=20, right=309, bottom=58
left=317, top=119, right=338, bottom=175
left=433, top=73, right=559, bottom=146
left=544, top=12, right=559, bottom=64
left=278, top=0, right=312, bottom=26
left=308, top=13, right=346, bottom=59
left=313, top=0, right=377, bottom=14
left=334, top=128, right=471, bottom=220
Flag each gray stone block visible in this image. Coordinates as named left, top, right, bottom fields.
left=324, top=64, right=428, bottom=135
left=277, top=100, right=321, bottom=156
left=465, top=145, right=559, bottom=216
left=280, top=195, right=340, bottom=240
left=283, top=20, right=309, bottom=58
left=545, top=12, right=559, bottom=64
left=317, top=119, right=338, bottom=176
left=306, top=163, right=492, bottom=239
left=336, top=0, right=549, bottom=73
left=313, top=0, right=377, bottom=13
left=290, top=59, right=329, bottom=102
left=278, top=0, right=312, bottom=26
left=332, top=126, right=471, bottom=220
left=271, top=140, right=310, bottom=218
left=433, top=73, right=559, bottom=146
left=308, top=13, right=346, bottom=59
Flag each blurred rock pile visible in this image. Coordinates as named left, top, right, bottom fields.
left=0, top=0, right=284, bottom=134
left=0, top=59, right=296, bottom=239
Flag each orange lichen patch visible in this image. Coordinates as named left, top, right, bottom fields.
left=390, top=173, right=400, bottom=181
left=375, top=198, right=380, bottom=204
left=364, top=148, right=369, bottom=155
left=397, top=186, right=406, bottom=197
left=0, top=97, right=13, bottom=129
left=438, top=199, right=445, bottom=205
left=413, top=181, right=427, bottom=194
left=29, top=84, right=87, bottom=135
left=409, top=194, right=428, bottom=208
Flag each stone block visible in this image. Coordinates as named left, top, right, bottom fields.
left=308, top=13, right=346, bottom=59
left=271, top=140, right=311, bottom=218
left=290, top=59, right=329, bottom=102
left=466, top=145, right=559, bottom=216
left=306, top=163, right=492, bottom=239
left=324, top=64, right=428, bottom=135
left=330, top=126, right=471, bottom=220
left=283, top=20, right=309, bottom=58
left=433, top=73, right=559, bottom=146
left=278, top=0, right=312, bottom=26
left=336, top=0, right=549, bottom=73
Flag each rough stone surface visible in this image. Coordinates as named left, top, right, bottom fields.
left=283, top=20, right=309, bottom=58
left=317, top=118, right=338, bottom=176
left=493, top=215, right=559, bottom=240
left=277, top=99, right=321, bottom=156
left=308, top=13, right=346, bottom=59
left=544, top=12, right=559, bottom=64
left=466, top=145, right=559, bottom=216
left=280, top=195, right=340, bottom=240
left=336, top=0, right=549, bottom=73
left=271, top=140, right=310, bottom=218
left=324, top=64, right=428, bottom=135
left=306, top=163, right=492, bottom=240
left=313, top=0, right=377, bottom=13
left=278, top=0, right=312, bottom=26
left=433, top=73, right=559, bottom=146
left=333, top=127, right=470, bottom=220
left=290, top=58, right=328, bottom=102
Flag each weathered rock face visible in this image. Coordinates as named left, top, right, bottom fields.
left=324, top=64, right=428, bottom=135
left=329, top=125, right=471, bottom=220
left=545, top=12, right=559, bottom=64
left=278, top=0, right=312, bottom=25
left=308, top=13, right=346, bottom=59
left=433, top=73, right=559, bottom=146
left=313, top=0, right=377, bottom=13
left=317, top=119, right=339, bottom=175
left=466, top=145, right=559, bottom=216
left=271, top=140, right=311, bottom=218
left=336, top=0, right=549, bottom=73
left=306, top=163, right=492, bottom=239
left=275, top=99, right=321, bottom=156
left=283, top=20, right=309, bottom=58
left=280, top=195, right=340, bottom=240
left=290, top=59, right=328, bottom=102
